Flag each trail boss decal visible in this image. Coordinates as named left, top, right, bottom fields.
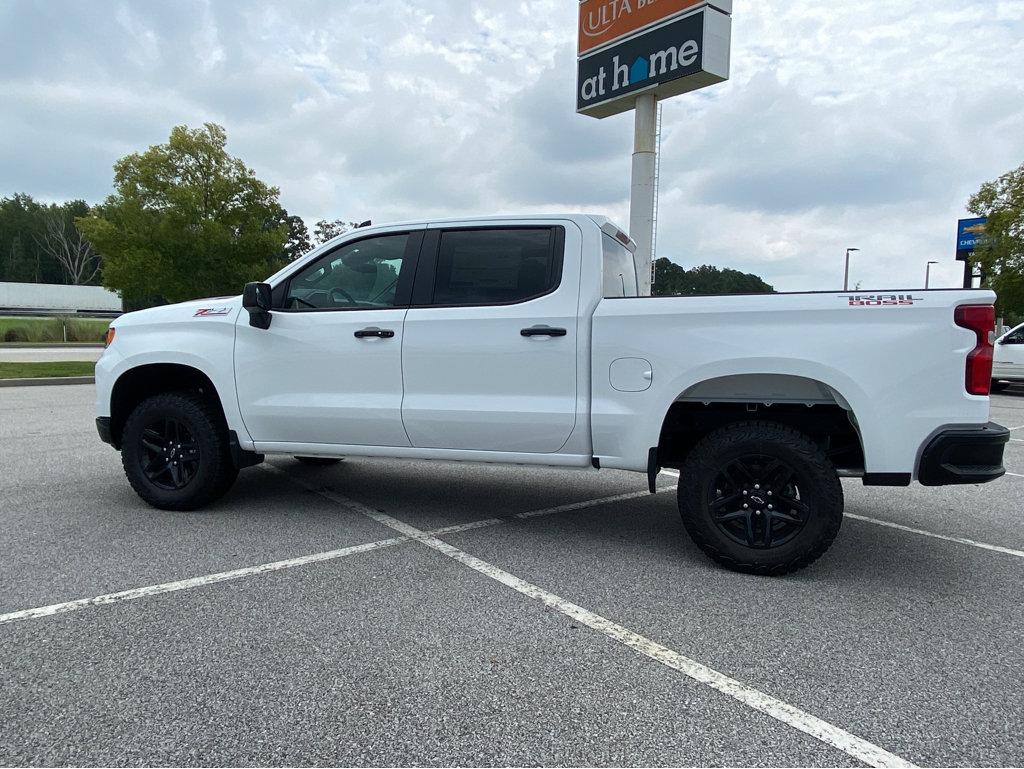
left=840, top=294, right=923, bottom=307
left=193, top=307, right=233, bottom=317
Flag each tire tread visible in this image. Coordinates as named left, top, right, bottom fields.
left=677, top=420, right=843, bottom=576
left=121, top=391, right=237, bottom=511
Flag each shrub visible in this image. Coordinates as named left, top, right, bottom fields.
left=66, top=319, right=108, bottom=343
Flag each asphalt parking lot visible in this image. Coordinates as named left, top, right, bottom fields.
left=1, top=384, right=1022, bottom=767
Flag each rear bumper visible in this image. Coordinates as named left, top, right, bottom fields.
left=918, top=422, right=1009, bottom=486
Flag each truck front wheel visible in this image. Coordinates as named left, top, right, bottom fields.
left=121, top=392, right=238, bottom=511
left=677, top=421, right=843, bottom=575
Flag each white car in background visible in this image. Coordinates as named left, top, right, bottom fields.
left=992, top=323, right=1024, bottom=391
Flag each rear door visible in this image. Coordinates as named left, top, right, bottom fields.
left=401, top=222, right=580, bottom=453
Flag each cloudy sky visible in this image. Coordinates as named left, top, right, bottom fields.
left=2, top=0, right=1023, bottom=290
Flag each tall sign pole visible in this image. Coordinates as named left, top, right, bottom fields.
left=577, top=0, right=732, bottom=296
left=630, top=93, right=658, bottom=295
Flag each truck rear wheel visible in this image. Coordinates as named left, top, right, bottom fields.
left=677, top=421, right=843, bottom=575
left=121, top=392, right=238, bottom=511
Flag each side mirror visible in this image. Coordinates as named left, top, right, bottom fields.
left=242, top=282, right=273, bottom=329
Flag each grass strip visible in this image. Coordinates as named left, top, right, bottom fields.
left=0, top=316, right=110, bottom=343
left=0, top=361, right=96, bottom=379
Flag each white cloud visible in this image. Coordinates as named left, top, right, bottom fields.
left=0, top=0, right=1022, bottom=290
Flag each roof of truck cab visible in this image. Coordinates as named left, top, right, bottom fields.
left=335, top=213, right=611, bottom=234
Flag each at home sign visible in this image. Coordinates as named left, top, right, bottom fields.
left=576, top=8, right=730, bottom=118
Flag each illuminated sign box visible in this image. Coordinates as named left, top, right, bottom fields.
left=956, top=217, right=987, bottom=261
left=577, top=6, right=731, bottom=118
left=578, top=0, right=733, bottom=55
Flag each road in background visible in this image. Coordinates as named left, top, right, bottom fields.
left=0, top=346, right=103, bottom=362
left=0, top=384, right=1021, bottom=766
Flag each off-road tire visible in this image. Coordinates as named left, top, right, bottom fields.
left=293, top=456, right=343, bottom=466
left=677, top=420, right=843, bottom=576
left=121, top=392, right=238, bottom=511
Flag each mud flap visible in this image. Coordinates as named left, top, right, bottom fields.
left=647, top=447, right=660, bottom=494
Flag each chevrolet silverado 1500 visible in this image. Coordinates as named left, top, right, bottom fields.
left=95, top=215, right=1009, bottom=574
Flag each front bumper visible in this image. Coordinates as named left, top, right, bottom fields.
left=918, top=422, right=1009, bottom=486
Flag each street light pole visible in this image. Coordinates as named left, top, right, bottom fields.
left=925, top=260, right=938, bottom=290
left=843, top=248, right=860, bottom=291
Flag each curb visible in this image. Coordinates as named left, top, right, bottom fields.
left=0, top=376, right=95, bottom=388
left=0, top=343, right=105, bottom=348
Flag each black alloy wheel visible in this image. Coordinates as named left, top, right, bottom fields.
left=708, top=455, right=809, bottom=549
left=140, top=417, right=201, bottom=490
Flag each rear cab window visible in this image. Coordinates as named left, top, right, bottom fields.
left=602, top=233, right=638, bottom=298
left=418, top=227, right=564, bottom=306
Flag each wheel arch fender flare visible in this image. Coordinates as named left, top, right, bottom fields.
left=649, top=358, right=876, bottom=465
left=107, top=356, right=244, bottom=449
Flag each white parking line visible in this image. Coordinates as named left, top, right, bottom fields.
left=297, top=476, right=915, bottom=768
left=0, top=485, right=668, bottom=627
left=0, top=536, right=406, bottom=626
left=660, top=469, right=1024, bottom=559
left=844, top=514, right=1024, bottom=559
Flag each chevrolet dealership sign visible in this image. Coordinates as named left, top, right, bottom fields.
left=577, top=0, right=732, bottom=118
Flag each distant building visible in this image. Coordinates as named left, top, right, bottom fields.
left=0, top=281, right=122, bottom=315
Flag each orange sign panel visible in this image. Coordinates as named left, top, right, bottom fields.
left=578, top=0, right=714, bottom=56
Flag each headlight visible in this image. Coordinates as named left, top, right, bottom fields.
left=105, top=327, right=116, bottom=348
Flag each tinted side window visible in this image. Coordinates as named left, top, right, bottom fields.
left=1004, top=330, right=1024, bottom=345
left=285, top=234, right=409, bottom=310
left=602, top=233, right=638, bottom=298
left=432, top=229, right=560, bottom=306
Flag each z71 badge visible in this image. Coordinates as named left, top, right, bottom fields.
left=839, top=294, right=923, bottom=307
left=193, top=307, right=233, bottom=317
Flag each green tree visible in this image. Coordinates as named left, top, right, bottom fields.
left=269, top=205, right=312, bottom=262
left=0, top=194, right=95, bottom=285
left=969, top=162, right=1024, bottom=322
left=653, top=258, right=774, bottom=296
left=313, top=218, right=357, bottom=246
left=0, top=194, right=43, bottom=283
left=77, top=123, right=287, bottom=305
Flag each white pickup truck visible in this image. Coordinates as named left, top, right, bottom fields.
left=95, top=214, right=1009, bottom=575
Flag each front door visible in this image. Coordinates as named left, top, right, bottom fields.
left=235, top=230, right=421, bottom=447
left=401, top=223, right=580, bottom=453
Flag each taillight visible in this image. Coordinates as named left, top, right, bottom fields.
left=954, top=305, right=994, bottom=396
